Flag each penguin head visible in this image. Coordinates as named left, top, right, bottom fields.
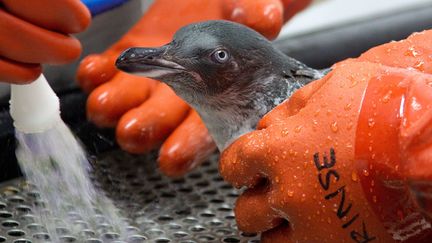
left=116, top=20, right=284, bottom=104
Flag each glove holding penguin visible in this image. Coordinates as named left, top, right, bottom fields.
left=219, top=29, right=432, bottom=242
left=116, top=19, right=432, bottom=242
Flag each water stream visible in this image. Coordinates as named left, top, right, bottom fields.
left=15, top=120, right=129, bottom=242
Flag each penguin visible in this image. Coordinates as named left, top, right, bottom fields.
left=116, top=20, right=326, bottom=150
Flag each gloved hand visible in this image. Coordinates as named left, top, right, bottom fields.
left=78, top=0, right=311, bottom=177
left=220, top=30, right=432, bottom=242
left=0, top=0, right=90, bottom=84
left=222, top=0, right=312, bottom=39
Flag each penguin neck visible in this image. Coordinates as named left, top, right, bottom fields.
left=194, top=74, right=301, bottom=151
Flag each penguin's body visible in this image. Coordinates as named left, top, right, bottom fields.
left=116, top=20, right=325, bottom=150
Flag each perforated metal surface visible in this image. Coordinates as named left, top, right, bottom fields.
left=0, top=150, right=260, bottom=242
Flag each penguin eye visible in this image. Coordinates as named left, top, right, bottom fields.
left=211, top=49, right=230, bottom=63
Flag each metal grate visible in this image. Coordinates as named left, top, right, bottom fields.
left=0, top=150, right=260, bottom=242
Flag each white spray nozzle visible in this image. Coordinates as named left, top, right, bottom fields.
left=10, top=74, right=61, bottom=133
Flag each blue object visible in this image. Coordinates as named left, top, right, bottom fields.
left=81, top=0, right=131, bottom=16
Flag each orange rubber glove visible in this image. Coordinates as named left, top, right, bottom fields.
left=220, top=30, right=432, bottom=242
left=223, top=0, right=312, bottom=39
left=0, top=0, right=90, bottom=84
left=78, top=0, right=311, bottom=177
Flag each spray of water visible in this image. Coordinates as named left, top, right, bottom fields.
left=15, top=120, right=130, bottom=241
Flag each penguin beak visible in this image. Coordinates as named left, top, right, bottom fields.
left=116, top=47, right=186, bottom=78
